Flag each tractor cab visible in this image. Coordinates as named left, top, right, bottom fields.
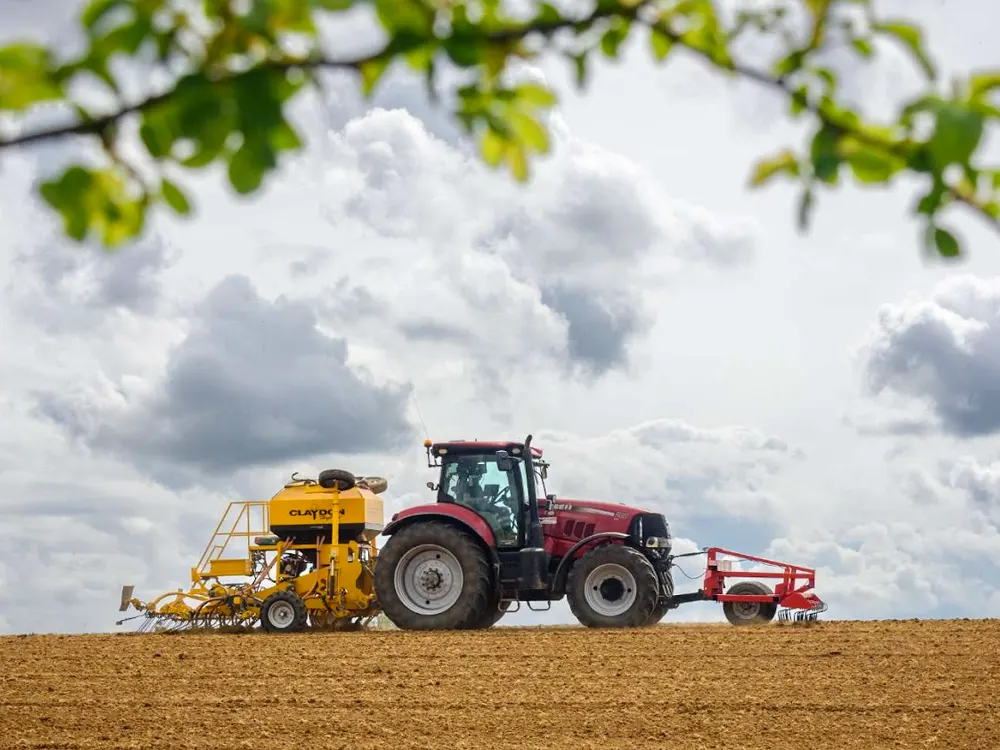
left=423, top=439, right=548, bottom=550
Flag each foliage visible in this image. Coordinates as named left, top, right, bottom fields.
left=0, top=0, right=998, bottom=258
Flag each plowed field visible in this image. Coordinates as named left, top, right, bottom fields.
left=1, top=619, right=997, bottom=749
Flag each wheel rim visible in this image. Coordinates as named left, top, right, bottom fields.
left=733, top=601, right=761, bottom=620
left=583, top=563, right=637, bottom=617
left=393, top=543, right=465, bottom=615
left=267, top=600, right=295, bottom=629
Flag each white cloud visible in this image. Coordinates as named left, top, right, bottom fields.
left=857, top=275, right=1000, bottom=437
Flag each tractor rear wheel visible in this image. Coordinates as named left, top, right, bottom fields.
left=722, top=581, right=778, bottom=625
left=260, top=590, right=308, bottom=633
left=566, top=544, right=659, bottom=628
left=374, top=521, right=494, bottom=630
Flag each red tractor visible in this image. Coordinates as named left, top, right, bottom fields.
left=373, top=435, right=826, bottom=630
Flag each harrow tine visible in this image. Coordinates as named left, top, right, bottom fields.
left=778, top=600, right=828, bottom=622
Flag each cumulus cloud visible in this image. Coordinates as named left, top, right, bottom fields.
left=857, top=275, right=1000, bottom=438
left=766, top=455, right=1000, bottom=619
left=306, top=104, right=758, bottom=388
left=31, top=274, right=415, bottom=487
left=7, top=230, right=178, bottom=334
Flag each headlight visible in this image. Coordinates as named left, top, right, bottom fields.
left=645, top=536, right=671, bottom=549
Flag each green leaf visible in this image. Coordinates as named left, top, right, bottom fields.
left=514, top=82, right=556, bottom=108
left=0, top=43, right=63, bottom=110
left=359, top=56, right=391, bottom=95
left=161, top=178, right=190, bottom=215
left=650, top=27, right=673, bottom=60
left=789, top=84, right=808, bottom=117
left=505, top=141, right=529, bottom=181
left=38, top=165, right=147, bottom=247
left=600, top=18, right=630, bottom=58
left=80, top=0, right=126, bottom=32
left=39, top=166, right=96, bottom=241
left=442, top=35, right=482, bottom=68
left=809, top=125, right=842, bottom=184
left=139, top=119, right=173, bottom=159
left=969, top=71, right=1000, bottom=100
left=840, top=139, right=904, bottom=183
left=404, top=44, right=435, bottom=73
left=91, top=14, right=154, bottom=60
left=932, top=226, right=960, bottom=258
left=533, top=2, right=562, bottom=26
left=774, top=49, right=806, bottom=78
left=269, top=120, right=303, bottom=151
left=872, top=20, right=936, bottom=80
left=915, top=180, right=947, bottom=216
left=509, top=112, right=550, bottom=153
left=374, top=0, right=434, bottom=36
left=851, top=37, right=873, bottom=57
left=481, top=129, right=505, bottom=167
left=227, top=137, right=275, bottom=195
left=748, top=149, right=799, bottom=187
left=926, top=101, right=984, bottom=170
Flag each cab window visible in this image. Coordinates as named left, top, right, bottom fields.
left=441, top=456, right=520, bottom=547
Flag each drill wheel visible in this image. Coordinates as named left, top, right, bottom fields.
left=260, top=590, right=309, bottom=633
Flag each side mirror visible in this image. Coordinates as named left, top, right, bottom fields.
left=426, top=481, right=437, bottom=491
left=495, top=450, right=514, bottom=472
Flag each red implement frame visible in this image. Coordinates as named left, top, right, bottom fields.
left=702, top=546, right=826, bottom=614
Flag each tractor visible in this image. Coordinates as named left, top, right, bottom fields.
left=373, top=435, right=679, bottom=630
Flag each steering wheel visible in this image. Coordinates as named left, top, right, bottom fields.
left=489, top=485, right=512, bottom=507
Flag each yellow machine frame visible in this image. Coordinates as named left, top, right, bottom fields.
left=118, top=474, right=383, bottom=632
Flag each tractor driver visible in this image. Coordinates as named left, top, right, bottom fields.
left=452, top=459, right=488, bottom=510
left=446, top=458, right=517, bottom=543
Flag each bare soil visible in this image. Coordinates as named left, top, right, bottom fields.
left=0, top=619, right=997, bottom=749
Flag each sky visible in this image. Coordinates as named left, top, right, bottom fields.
left=2, top=0, right=1000, bottom=633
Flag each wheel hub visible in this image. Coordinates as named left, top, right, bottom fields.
left=599, top=578, right=626, bottom=602
left=419, top=568, right=444, bottom=590
left=394, top=544, right=465, bottom=615
left=268, top=600, right=294, bottom=628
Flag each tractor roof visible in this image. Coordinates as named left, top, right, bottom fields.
left=426, top=439, right=543, bottom=458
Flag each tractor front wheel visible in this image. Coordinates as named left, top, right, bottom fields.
left=260, top=590, right=308, bottom=633
left=722, top=581, right=778, bottom=625
left=643, top=568, right=675, bottom=626
left=566, top=544, right=659, bottom=628
left=374, top=521, right=494, bottom=630
left=644, top=599, right=671, bottom=626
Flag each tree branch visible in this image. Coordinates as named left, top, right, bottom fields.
left=1, top=0, right=996, bottom=236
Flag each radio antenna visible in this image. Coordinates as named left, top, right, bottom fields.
left=410, top=388, right=431, bottom=443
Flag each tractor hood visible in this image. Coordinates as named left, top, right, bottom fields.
left=540, top=496, right=653, bottom=519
